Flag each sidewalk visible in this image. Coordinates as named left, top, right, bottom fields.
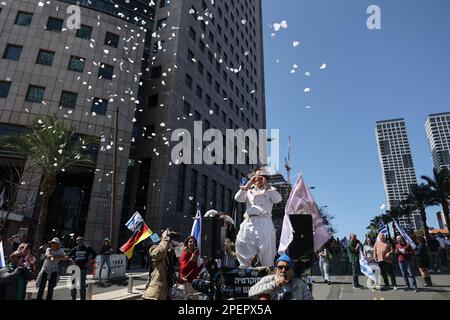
left=312, top=274, right=450, bottom=300
left=25, top=269, right=149, bottom=300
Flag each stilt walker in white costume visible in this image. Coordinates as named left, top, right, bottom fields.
left=234, top=168, right=282, bottom=268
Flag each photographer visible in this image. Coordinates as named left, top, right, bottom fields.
left=142, top=229, right=179, bottom=300
left=248, top=254, right=313, bottom=300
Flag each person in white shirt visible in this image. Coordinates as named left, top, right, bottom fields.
left=234, top=168, right=282, bottom=268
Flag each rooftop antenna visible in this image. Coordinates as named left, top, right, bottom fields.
left=284, top=137, right=292, bottom=185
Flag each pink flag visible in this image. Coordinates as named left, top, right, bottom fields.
left=278, top=174, right=330, bottom=254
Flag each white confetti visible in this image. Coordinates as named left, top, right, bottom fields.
left=304, top=88, right=311, bottom=93
left=320, top=63, right=327, bottom=70
left=293, top=41, right=300, bottom=47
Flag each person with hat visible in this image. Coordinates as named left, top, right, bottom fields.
left=67, top=236, right=97, bottom=300
left=234, top=167, right=282, bottom=268
left=248, top=254, right=313, bottom=300
left=99, top=238, right=114, bottom=282
left=0, top=251, right=35, bottom=300
left=36, top=237, right=67, bottom=300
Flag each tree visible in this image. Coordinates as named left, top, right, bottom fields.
left=422, top=168, right=450, bottom=233
left=0, top=115, right=97, bottom=255
left=317, top=206, right=337, bottom=236
left=406, top=184, right=435, bottom=242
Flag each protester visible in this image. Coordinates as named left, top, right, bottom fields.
left=374, top=234, right=398, bottom=290
left=99, top=238, right=113, bottom=281
left=0, top=251, right=34, bottom=300
left=428, top=234, right=441, bottom=272
left=347, top=234, right=364, bottom=289
left=234, top=167, right=282, bottom=268
left=248, top=254, right=313, bottom=300
left=363, top=238, right=375, bottom=264
left=395, top=235, right=418, bottom=292
left=67, top=236, right=97, bottom=300
left=179, top=236, right=202, bottom=294
left=142, top=229, right=179, bottom=300
left=317, top=245, right=331, bottom=284
left=436, top=233, right=448, bottom=268
left=36, top=237, right=67, bottom=300
left=416, top=236, right=433, bottom=287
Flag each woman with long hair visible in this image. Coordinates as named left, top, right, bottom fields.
left=179, top=236, right=202, bottom=295
left=416, top=236, right=433, bottom=287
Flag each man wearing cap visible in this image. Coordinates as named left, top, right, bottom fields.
left=36, top=237, right=67, bottom=300
left=234, top=168, right=282, bottom=268
left=67, top=236, right=97, bottom=300
left=248, top=254, right=313, bottom=300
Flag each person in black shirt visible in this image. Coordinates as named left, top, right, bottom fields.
left=428, top=234, right=440, bottom=272
left=99, top=238, right=113, bottom=281
left=67, top=236, right=97, bottom=300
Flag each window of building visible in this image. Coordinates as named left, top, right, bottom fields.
left=195, top=111, right=201, bottom=121
left=0, top=81, right=11, bottom=98
left=153, top=40, right=166, bottom=53
left=15, top=11, right=33, bottom=26
left=188, top=49, right=195, bottom=63
left=36, top=49, right=55, bottom=66
left=59, top=91, right=78, bottom=109
left=193, top=58, right=203, bottom=73
left=26, top=85, right=45, bottom=102
left=157, top=18, right=168, bottom=30
left=150, top=66, right=162, bottom=79
left=148, top=94, right=159, bottom=108
left=46, top=17, right=63, bottom=32
left=199, top=40, right=205, bottom=52
left=185, top=74, right=193, bottom=88
left=3, top=44, right=22, bottom=60
left=104, top=32, right=119, bottom=48
left=76, top=25, right=93, bottom=40
left=160, top=0, right=168, bottom=8
left=196, top=85, right=203, bottom=99
left=98, top=63, right=114, bottom=80
left=91, top=97, right=108, bottom=115
left=189, top=27, right=196, bottom=41
left=206, top=72, right=212, bottom=84
left=68, top=56, right=85, bottom=72
left=183, top=101, right=191, bottom=116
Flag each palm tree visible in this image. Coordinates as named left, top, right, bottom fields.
left=0, top=115, right=97, bottom=255
left=406, top=184, right=435, bottom=241
left=422, top=168, right=450, bottom=233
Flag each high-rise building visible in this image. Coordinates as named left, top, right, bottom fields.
left=0, top=0, right=154, bottom=249
left=375, top=119, right=422, bottom=230
left=436, top=211, right=448, bottom=229
left=123, top=0, right=267, bottom=238
left=425, top=112, right=450, bottom=172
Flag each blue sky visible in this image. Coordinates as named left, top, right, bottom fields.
left=262, top=0, right=450, bottom=239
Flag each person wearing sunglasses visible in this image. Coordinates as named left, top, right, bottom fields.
left=248, top=254, right=313, bottom=300
left=234, top=167, right=282, bottom=268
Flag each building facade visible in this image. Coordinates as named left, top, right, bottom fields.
left=123, top=0, right=268, bottom=239
left=425, top=112, right=450, bottom=172
left=375, top=119, right=422, bottom=230
left=0, top=0, right=153, bottom=250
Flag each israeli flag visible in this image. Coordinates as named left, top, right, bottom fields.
left=359, top=249, right=376, bottom=282
left=125, top=211, right=144, bottom=232
left=0, top=241, right=5, bottom=268
left=377, top=220, right=385, bottom=232
left=191, top=204, right=203, bottom=267
left=393, top=219, right=417, bottom=250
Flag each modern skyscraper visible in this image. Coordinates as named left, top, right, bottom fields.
left=375, top=119, right=422, bottom=230
left=123, top=0, right=268, bottom=237
left=0, top=0, right=154, bottom=249
left=425, top=112, right=450, bottom=172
